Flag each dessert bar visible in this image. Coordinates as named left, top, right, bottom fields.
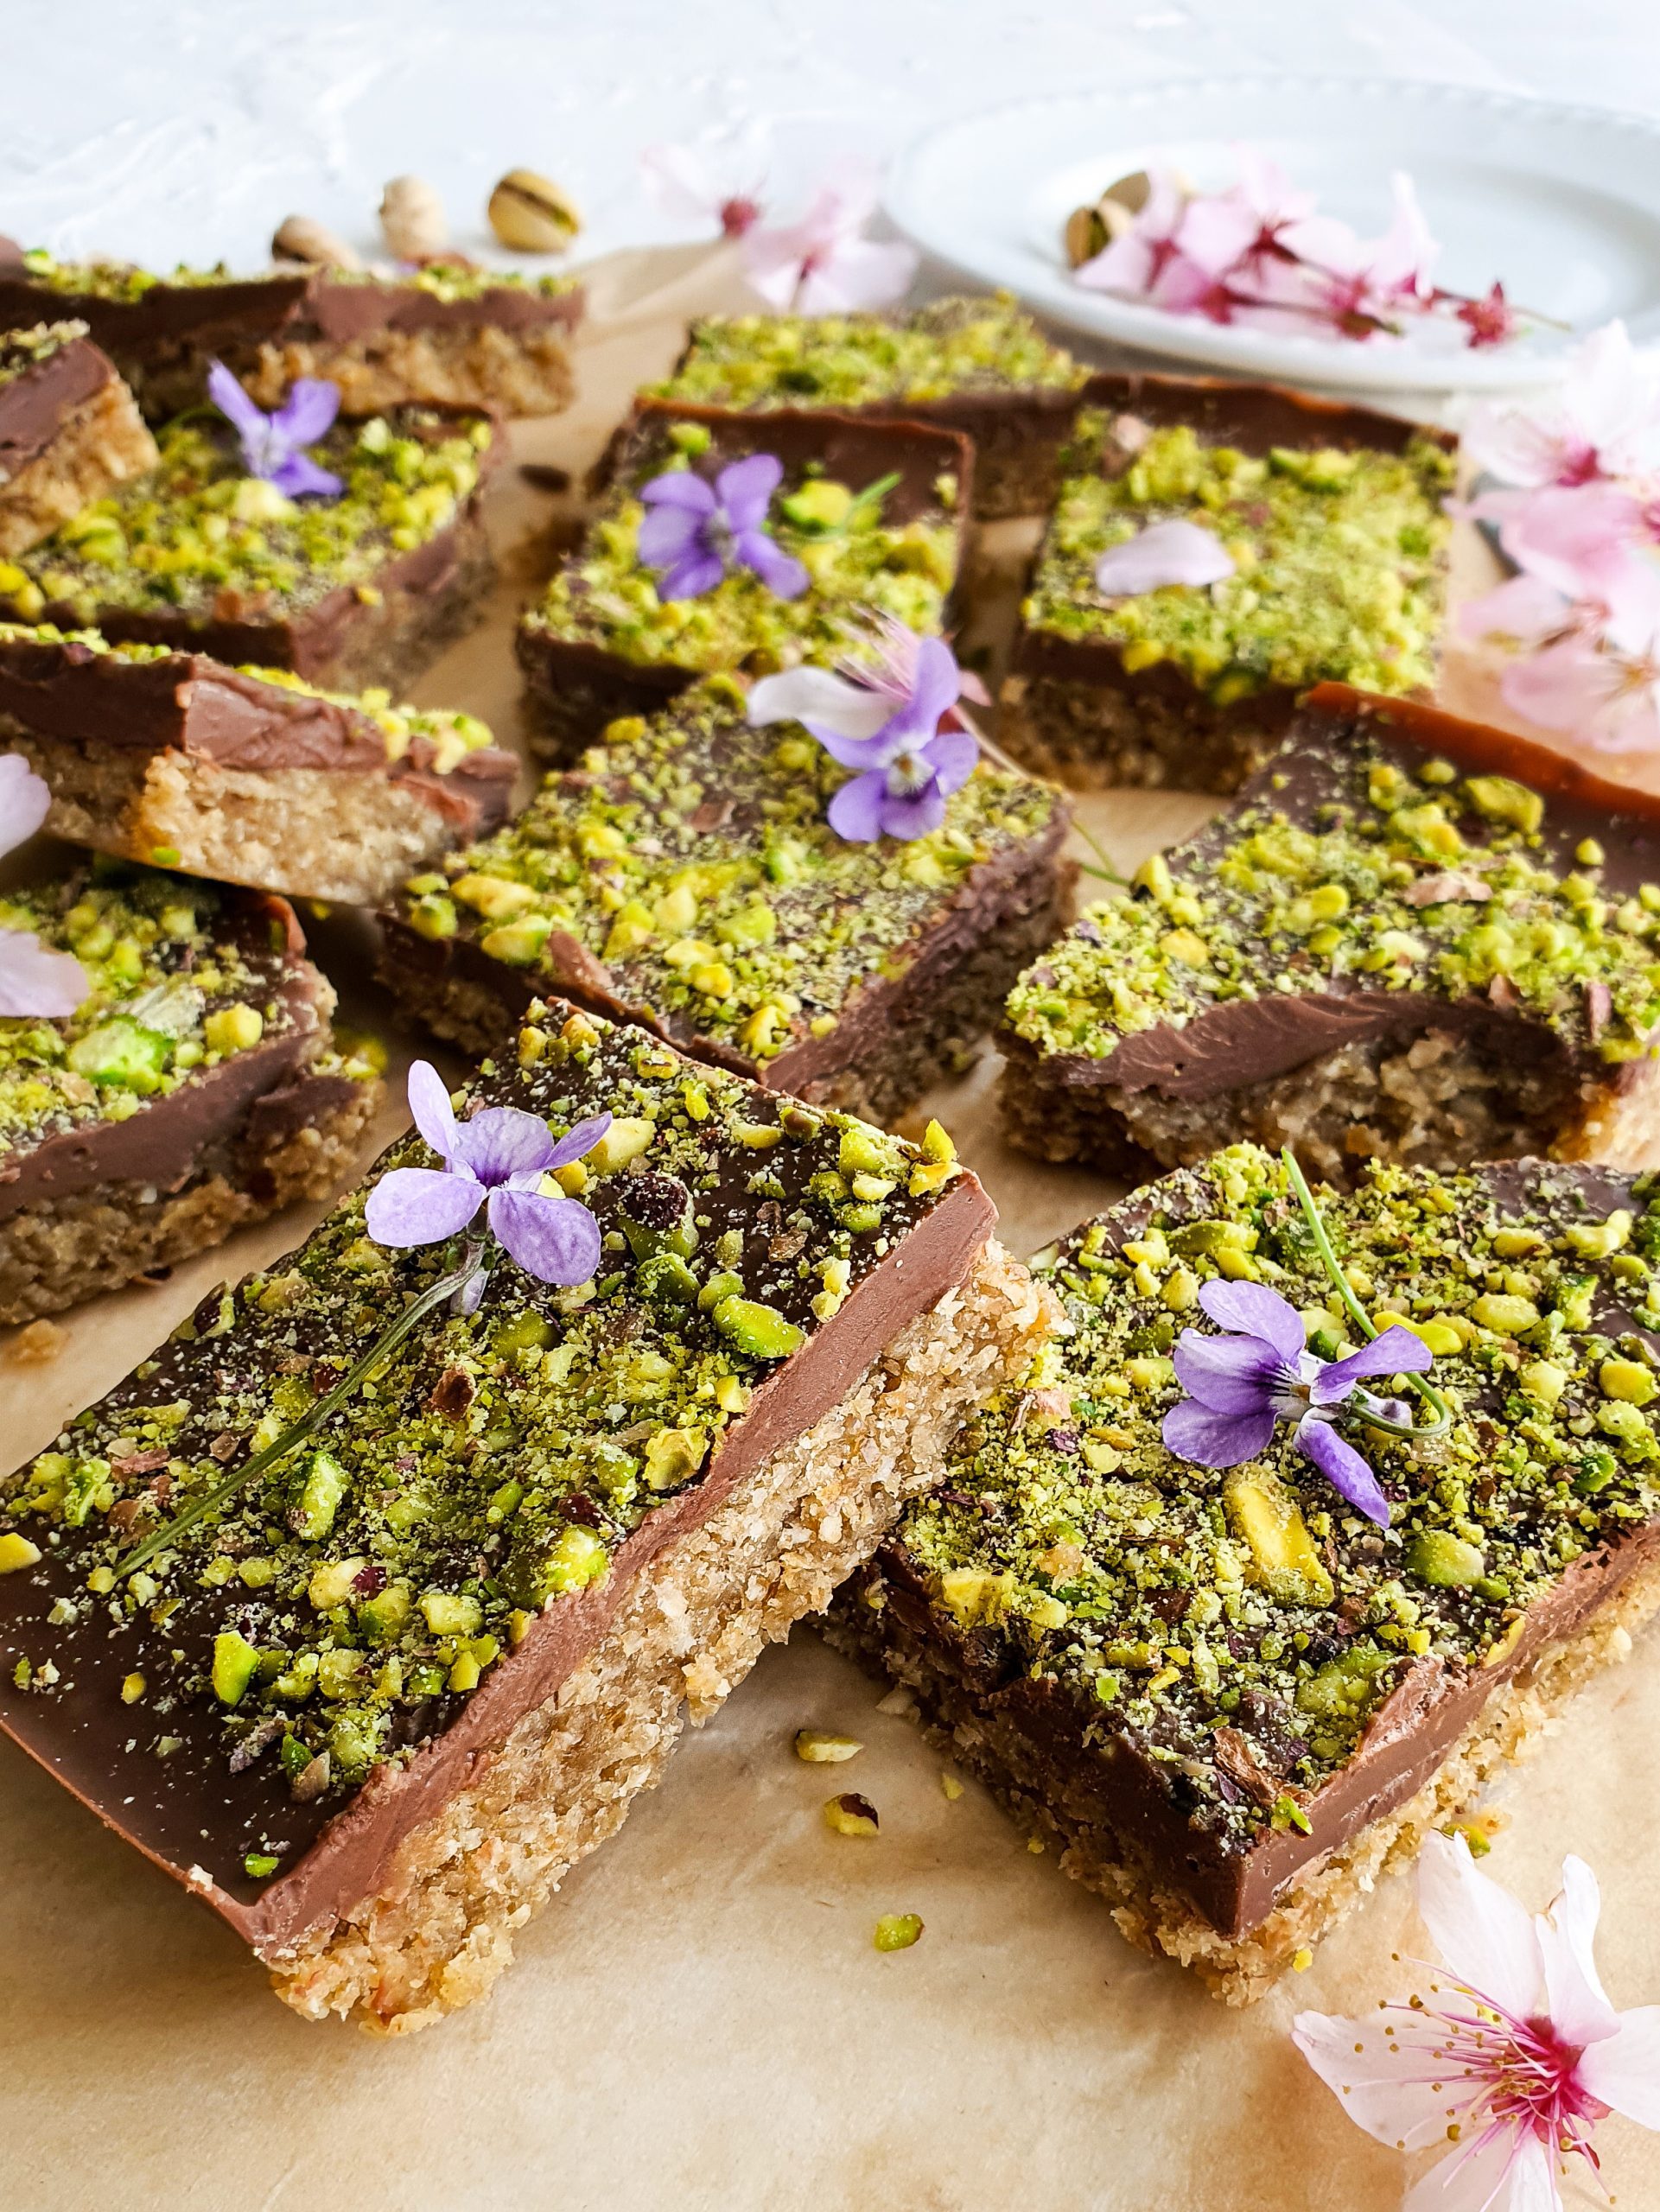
left=0, top=624, right=518, bottom=906
left=517, top=401, right=971, bottom=766
left=0, top=241, right=582, bottom=420
left=381, top=675, right=1073, bottom=1123
left=646, top=293, right=1088, bottom=518
left=999, top=372, right=1454, bottom=793
left=1002, top=686, right=1660, bottom=1186
left=0, top=324, right=156, bottom=557
left=0, top=405, right=499, bottom=693
left=831, top=1144, right=1660, bottom=2000
left=0, top=862, right=380, bottom=1323
left=0, top=999, right=1051, bottom=2029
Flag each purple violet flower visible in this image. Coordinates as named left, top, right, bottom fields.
left=747, top=630, right=979, bottom=842
left=365, top=1060, right=609, bottom=1290
left=0, top=753, right=87, bottom=1019
left=1162, top=1279, right=1432, bottom=1527
left=207, top=359, right=344, bottom=499
left=636, top=453, right=808, bottom=601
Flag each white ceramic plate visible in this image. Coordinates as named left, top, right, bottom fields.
left=883, top=78, right=1660, bottom=392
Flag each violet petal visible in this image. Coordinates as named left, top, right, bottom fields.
left=826, top=770, right=889, bottom=842
left=639, top=471, right=718, bottom=513
left=715, top=451, right=785, bottom=531
left=921, top=726, right=979, bottom=797
left=450, top=1104, right=558, bottom=1187
left=365, top=1166, right=484, bottom=1248
left=206, top=358, right=268, bottom=443
left=0, top=929, right=88, bottom=1018
left=1095, top=519, right=1234, bottom=597
left=1311, top=1325, right=1433, bottom=1403
left=543, top=1110, right=614, bottom=1173
left=1172, top=1328, right=1285, bottom=1415
left=1161, top=1398, right=1277, bottom=1469
left=735, top=529, right=809, bottom=598
left=270, top=451, right=344, bottom=500
left=877, top=782, right=947, bottom=841
left=487, top=1186, right=601, bottom=1287
left=1297, top=1415, right=1391, bottom=1527
left=802, top=716, right=895, bottom=771
left=1198, top=1279, right=1307, bottom=1364
left=637, top=501, right=706, bottom=565
left=270, top=376, right=342, bottom=448
left=658, top=548, right=727, bottom=601
left=407, top=1059, right=461, bottom=1161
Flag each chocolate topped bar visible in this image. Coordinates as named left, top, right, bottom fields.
left=0, top=624, right=518, bottom=905
left=832, top=1144, right=1660, bottom=1997
left=0, top=998, right=1047, bottom=2024
left=0, top=242, right=582, bottom=419
left=1002, top=686, right=1660, bottom=1185
left=1000, top=372, right=1455, bottom=792
left=0, top=861, right=380, bottom=1321
left=516, top=400, right=972, bottom=765
left=646, top=293, right=1088, bottom=518
left=0, top=405, right=499, bottom=692
left=382, top=674, right=1072, bottom=1122
left=0, top=322, right=156, bottom=557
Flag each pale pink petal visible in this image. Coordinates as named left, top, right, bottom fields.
left=1416, top=1833, right=1544, bottom=2023
left=742, top=225, right=810, bottom=308
left=1498, top=484, right=1649, bottom=601
left=1568, top=319, right=1660, bottom=474
left=1278, top=211, right=1367, bottom=276
left=640, top=142, right=722, bottom=224
left=1458, top=573, right=1574, bottom=648
left=1095, top=518, right=1234, bottom=596
left=1074, top=231, right=1157, bottom=296
left=1292, top=2008, right=1468, bottom=2154
left=1577, top=2005, right=1660, bottom=2127
left=1501, top=634, right=1634, bottom=741
left=747, top=666, right=891, bottom=740
left=1368, top=172, right=1440, bottom=302
left=1535, top=1857, right=1619, bottom=2047
left=0, top=751, right=51, bottom=859
left=1404, top=2129, right=1560, bottom=2212
left=1175, top=193, right=1258, bottom=276
left=1462, top=401, right=1574, bottom=490
left=795, top=236, right=916, bottom=314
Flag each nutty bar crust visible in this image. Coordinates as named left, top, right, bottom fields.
left=0, top=623, right=518, bottom=905
left=999, top=372, right=1455, bottom=794
left=381, top=676, right=1073, bottom=1124
left=1002, top=686, right=1660, bottom=1187
left=831, top=1146, right=1660, bottom=1997
left=517, top=400, right=973, bottom=767
left=646, top=293, right=1088, bottom=518
left=0, top=864, right=380, bottom=1322
left=0, top=407, right=499, bottom=692
left=0, top=323, right=157, bottom=558
left=0, top=241, right=582, bottom=420
left=0, top=999, right=1014, bottom=2005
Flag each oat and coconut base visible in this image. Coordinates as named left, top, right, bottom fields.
left=0, top=999, right=1049, bottom=2029
left=830, top=1143, right=1660, bottom=2001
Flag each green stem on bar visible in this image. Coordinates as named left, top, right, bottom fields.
left=118, top=1248, right=482, bottom=1579
left=1280, top=1147, right=1452, bottom=1441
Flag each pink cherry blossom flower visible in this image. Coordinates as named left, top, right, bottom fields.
left=1258, top=172, right=1440, bottom=340
left=640, top=131, right=768, bottom=239
left=1500, top=568, right=1660, bottom=754
left=1464, top=321, right=1660, bottom=489
left=0, top=753, right=87, bottom=1019
left=1095, top=518, right=1234, bottom=597
left=1075, top=170, right=1215, bottom=310
left=1295, top=1833, right=1660, bottom=2212
left=743, top=167, right=917, bottom=315
left=1178, top=147, right=1317, bottom=289
left=1469, top=480, right=1660, bottom=609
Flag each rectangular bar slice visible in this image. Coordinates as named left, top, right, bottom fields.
left=517, top=400, right=972, bottom=766
left=998, top=372, right=1455, bottom=793
left=0, top=241, right=582, bottom=420
left=0, top=323, right=156, bottom=557
left=830, top=1144, right=1660, bottom=2001
left=644, top=293, right=1088, bottom=518
left=0, top=404, right=499, bottom=693
left=0, top=623, right=518, bottom=906
left=0, top=862, right=380, bottom=1323
left=0, top=998, right=1051, bottom=2029
left=1002, top=685, right=1660, bottom=1188
left=380, top=675, right=1073, bottom=1123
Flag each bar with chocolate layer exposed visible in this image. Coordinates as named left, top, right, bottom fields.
left=0, top=323, right=156, bottom=558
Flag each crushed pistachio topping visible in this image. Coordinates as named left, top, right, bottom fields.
left=0, top=321, right=87, bottom=385
left=1007, top=718, right=1660, bottom=1071
left=0, top=861, right=351, bottom=1149
left=309, top=258, right=579, bottom=304
left=11, top=249, right=296, bottom=304
left=523, top=418, right=963, bottom=675
left=1022, top=412, right=1453, bottom=701
left=0, top=409, right=492, bottom=630
left=887, top=1145, right=1660, bottom=1846
left=648, top=293, right=1085, bottom=410
left=0, top=621, right=494, bottom=772
left=398, top=677, right=1061, bottom=1064
left=0, top=1005, right=959, bottom=1881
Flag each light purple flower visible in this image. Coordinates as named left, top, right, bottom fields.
left=0, top=753, right=87, bottom=1018
left=207, top=359, right=343, bottom=499
left=747, top=630, right=979, bottom=842
left=365, top=1060, right=609, bottom=1288
left=1161, top=1279, right=1431, bottom=1528
left=1095, top=518, right=1235, bottom=598
left=637, top=453, right=809, bottom=601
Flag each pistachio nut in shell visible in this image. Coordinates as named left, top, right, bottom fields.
left=489, top=168, right=582, bottom=252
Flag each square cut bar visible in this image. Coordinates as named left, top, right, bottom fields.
left=0, top=240, right=583, bottom=421
left=0, top=324, right=157, bottom=557
left=0, top=405, right=499, bottom=694
left=1002, top=685, right=1660, bottom=1189
left=0, top=999, right=1052, bottom=2030
left=998, top=372, right=1455, bottom=794
left=0, top=623, right=518, bottom=906
left=516, top=399, right=973, bottom=767
left=0, top=863, right=381, bottom=1324
left=380, top=676, right=1074, bottom=1125
left=644, top=293, right=1089, bottom=519
left=830, top=1145, right=1660, bottom=2002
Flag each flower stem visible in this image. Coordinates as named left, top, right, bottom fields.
left=1281, top=1147, right=1452, bottom=1440
left=117, top=1247, right=483, bottom=1579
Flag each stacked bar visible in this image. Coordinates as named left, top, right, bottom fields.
left=0, top=323, right=156, bottom=557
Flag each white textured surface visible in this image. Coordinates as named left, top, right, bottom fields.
left=5, top=0, right=1660, bottom=275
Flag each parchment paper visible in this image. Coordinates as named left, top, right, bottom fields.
left=1, top=248, right=1656, bottom=2212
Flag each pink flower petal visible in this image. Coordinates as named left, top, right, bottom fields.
left=0, top=750, right=52, bottom=860
left=1292, top=2007, right=1467, bottom=2155
left=747, top=666, right=891, bottom=740
left=0, top=928, right=87, bottom=1018
left=1403, top=2128, right=1558, bottom=2212
left=794, top=235, right=917, bottom=315
left=1577, top=2005, right=1660, bottom=2128
left=1458, top=573, right=1574, bottom=649
left=1536, top=1856, right=1619, bottom=2048
left=1095, top=519, right=1233, bottom=597
left=1416, top=1831, right=1544, bottom=2024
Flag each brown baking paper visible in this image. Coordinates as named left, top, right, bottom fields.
left=3, top=247, right=1657, bottom=2212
